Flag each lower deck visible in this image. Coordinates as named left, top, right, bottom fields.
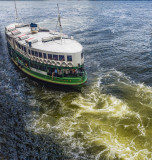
left=7, top=43, right=87, bottom=86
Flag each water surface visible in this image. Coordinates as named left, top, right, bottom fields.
left=0, top=1, right=152, bottom=159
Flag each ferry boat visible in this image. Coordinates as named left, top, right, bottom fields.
left=5, top=3, right=87, bottom=86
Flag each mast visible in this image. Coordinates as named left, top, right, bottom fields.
left=14, top=0, right=19, bottom=23
left=56, top=3, right=63, bottom=42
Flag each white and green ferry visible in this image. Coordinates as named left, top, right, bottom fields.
left=5, top=3, right=87, bottom=86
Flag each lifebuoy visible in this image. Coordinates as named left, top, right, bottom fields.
left=28, top=55, right=31, bottom=59
left=61, top=62, right=67, bottom=67
left=33, top=57, right=36, bottom=61
left=29, top=55, right=31, bottom=59
left=40, top=58, right=43, bottom=63
left=27, top=55, right=30, bottom=59
left=30, top=56, right=33, bottom=61
left=56, top=61, right=61, bottom=66
left=47, top=59, right=52, bottom=65
left=68, top=62, right=73, bottom=67
left=36, top=58, right=40, bottom=62
left=44, top=59, right=47, bottom=64
left=51, top=60, right=56, bottom=66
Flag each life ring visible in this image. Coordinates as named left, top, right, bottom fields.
left=36, top=58, right=40, bottom=62
left=51, top=60, right=56, bottom=66
left=47, top=59, right=52, bottom=65
left=33, top=57, right=36, bottom=61
left=56, top=61, right=61, bottom=66
left=43, top=59, right=47, bottom=64
left=27, top=55, right=30, bottom=59
left=30, top=56, right=34, bottom=61
left=68, top=62, right=73, bottom=68
left=34, top=57, right=37, bottom=61
left=29, top=55, right=32, bottom=59
left=61, top=62, right=67, bottom=67
left=40, top=58, right=43, bottom=63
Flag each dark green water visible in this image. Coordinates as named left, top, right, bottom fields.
left=0, top=1, right=152, bottom=159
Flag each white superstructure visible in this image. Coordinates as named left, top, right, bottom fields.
left=5, top=23, right=84, bottom=67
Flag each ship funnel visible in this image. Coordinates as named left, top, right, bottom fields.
left=30, top=23, right=39, bottom=33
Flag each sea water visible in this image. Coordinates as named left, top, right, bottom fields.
left=0, top=1, right=152, bottom=159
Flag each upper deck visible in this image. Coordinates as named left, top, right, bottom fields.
left=5, top=23, right=83, bottom=54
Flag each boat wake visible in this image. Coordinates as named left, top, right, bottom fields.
left=26, top=69, right=152, bottom=160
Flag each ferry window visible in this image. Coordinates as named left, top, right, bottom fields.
left=53, top=55, right=58, bottom=61
left=18, top=43, right=21, bottom=49
left=32, top=63, right=38, bottom=69
left=35, top=51, right=38, bottom=57
left=39, top=52, right=42, bottom=58
left=28, top=49, right=31, bottom=54
left=67, top=55, right=72, bottom=62
left=59, top=55, right=65, bottom=61
left=81, top=52, right=83, bottom=59
left=48, top=54, right=52, bottom=60
left=35, top=64, right=38, bottom=69
left=43, top=53, right=47, bottom=59
left=24, top=47, right=26, bottom=52
left=30, top=62, right=34, bottom=68
left=32, top=50, right=35, bottom=56
left=23, top=59, right=29, bottom=66
left=39, top=65, right=46, bottom=71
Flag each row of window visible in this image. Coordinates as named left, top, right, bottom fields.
left=31, top=63, right=46, bottom=71
left=15, top=41, right=73, bottom=62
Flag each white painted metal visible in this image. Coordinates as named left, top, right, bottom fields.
left=5, top=23, right=84, bottom=67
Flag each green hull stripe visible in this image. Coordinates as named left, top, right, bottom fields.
left=7, top=42, right=87, bottom=86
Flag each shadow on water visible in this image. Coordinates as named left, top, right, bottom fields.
left=0, top=32, right=73, bottom=159
left=0, top=89, right=72, bottom=160
left=1, top=1, right=152, bottom=159
left=26, top=75, right=83, bottom=93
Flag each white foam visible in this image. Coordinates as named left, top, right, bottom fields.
left=26, top=70, right=152, bottom=159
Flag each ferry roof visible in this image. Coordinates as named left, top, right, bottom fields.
left=6, top=23, right=83, bottom=54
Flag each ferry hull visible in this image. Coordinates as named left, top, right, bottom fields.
left=7, top=42, right=87, bottom=86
